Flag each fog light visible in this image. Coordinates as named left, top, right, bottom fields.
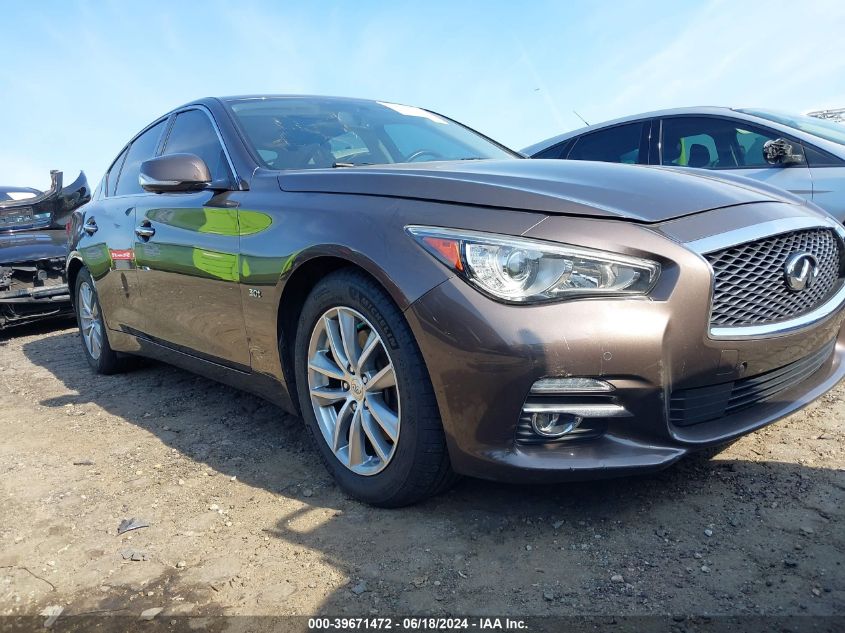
left=530, top=377, right=614, bottom=394
left=530, top=412, right=583, bottom=438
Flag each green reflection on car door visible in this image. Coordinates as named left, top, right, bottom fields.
left=80, top=242, right=111, bottom=279
left=238, top=209, right=273, bottom=236
left=134, top=193, right=250, bottom=367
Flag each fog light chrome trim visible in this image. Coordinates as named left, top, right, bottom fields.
left=530, top=377, right=614, bottom=394
left=522, top=403, right=631, bottom=418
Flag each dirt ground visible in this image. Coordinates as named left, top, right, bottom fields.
left=1, top=320, right=844, bottom=625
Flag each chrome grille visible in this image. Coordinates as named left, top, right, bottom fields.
left=706, top=229, right=843, bottom=328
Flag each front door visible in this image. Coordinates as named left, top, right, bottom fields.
left=133, top=107, right=250, bottom=368
left=134, top=191, right=249, bottom=367
left=659, top=116, right=814, bottom=201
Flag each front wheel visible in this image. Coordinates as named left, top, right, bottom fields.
left=294, top=269, right=455, bottom=507
left=74, top=268, right=124, bottom=375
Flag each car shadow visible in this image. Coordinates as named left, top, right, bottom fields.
left=0, top=315, right=75, bottom=341
left=19, top=329, right=845, bottom=619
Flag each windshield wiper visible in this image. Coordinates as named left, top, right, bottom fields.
left=332, top=162, right=374, bottom=168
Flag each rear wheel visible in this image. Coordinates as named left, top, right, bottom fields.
left=74, top=268, right=124, bottom=374
left=294, top=269, right=455, bottom=507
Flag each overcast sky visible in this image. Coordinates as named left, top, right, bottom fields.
left=2, top=0, right=844, bottom=189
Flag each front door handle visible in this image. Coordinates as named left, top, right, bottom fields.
left=83, top=217, right=98, bottom=235
left=135, top=221, right=155, bottom=240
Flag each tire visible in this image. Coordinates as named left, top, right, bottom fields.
left=294, top=269, right=456, bottom=507
left=74, top=268, right=124, bottom=375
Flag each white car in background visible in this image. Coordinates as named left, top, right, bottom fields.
left=524, top=107, right=845, bottom=222
left=807, top=108, right=845, bottom=124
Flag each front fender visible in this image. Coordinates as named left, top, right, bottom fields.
left=233, top=184, right=546, bottom=402
left=276, top=244, right=446, bottom=312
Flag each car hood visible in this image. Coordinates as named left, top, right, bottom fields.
left=277, top=159, right=796, bottom=223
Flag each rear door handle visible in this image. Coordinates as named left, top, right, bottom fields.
left=83, top=217, right=98, bottom=235
left=135, top=221, right=155, bottom=239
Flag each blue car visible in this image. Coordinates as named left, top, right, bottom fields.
left=524, top=107, right=845, bottom=222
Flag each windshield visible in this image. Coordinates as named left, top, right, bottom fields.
left=227, top=97, right=518, bottom=170
left=738, top=108, right=845, bottom=146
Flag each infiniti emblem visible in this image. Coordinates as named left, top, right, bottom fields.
left=784, top=252, right=819, bottom=292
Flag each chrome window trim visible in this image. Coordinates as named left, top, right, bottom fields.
left=110, top=118, right=169, bottom=199
left=687, top=216, right=845, bottom=340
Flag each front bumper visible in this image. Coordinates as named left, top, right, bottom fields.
left=1, top=226, right=71, bottom=329
left=0, top=284, right=72, bottom=329
left=404, top=207, right=845, bottom=482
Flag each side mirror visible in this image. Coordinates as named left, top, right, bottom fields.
left=139, top=153, right=211, bottom=193
left=762, top=138, right=804, bottom=166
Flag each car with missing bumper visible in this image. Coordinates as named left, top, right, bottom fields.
left=1, top=170, right=90, bottom=329
left=67, top=96, right=845, bottom=506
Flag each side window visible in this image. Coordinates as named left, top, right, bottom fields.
left=803, top=145, right=845, bottom=167
left=661, top=117, right=782, bottom=169
left=566, top=123, right=644, bottom=164
left=734, top=127, right=779, bottom=167
left=162, top=110, right=232, bottom=182
left=106, top=148, right=128, bottom=197
left=114, top=121, right=167, bottom=196
left=532, top=140, right=572, bottom=159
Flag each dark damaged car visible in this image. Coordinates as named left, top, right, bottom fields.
left=67, top=96, right=845, bottom=506
left=1, top=170, right=90, bottom=329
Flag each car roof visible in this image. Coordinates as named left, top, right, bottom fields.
left=126, top=94, right=398, bottom=146
left=220, top=94, right=384, bottom=105
left=163, top=95, right=445, bottom=125
left=169, top=95, right=412, bottom=115
left=524, top=106, right=845, bottom=159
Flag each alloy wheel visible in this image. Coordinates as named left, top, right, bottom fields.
left=78, top=280, right=103, bottom=360
left=307, top=306, right=401, bottom=475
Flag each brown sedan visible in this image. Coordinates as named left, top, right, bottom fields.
left=67, top=96, right=845, bottom=506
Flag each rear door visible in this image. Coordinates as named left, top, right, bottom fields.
left=133, top=107, right=250, bottom=368
left=563, top=121, right=649, bottom=164
left=79, top=120, right=168, bottom=333
left=530, top=138, right=574, bottom=159
left=659, top=116, right=813, bottom=200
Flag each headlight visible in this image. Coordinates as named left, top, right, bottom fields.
left=406, top=226, right=660, bottom=303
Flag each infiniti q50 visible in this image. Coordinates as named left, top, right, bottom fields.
left=67, top=96, right=845, bottom=506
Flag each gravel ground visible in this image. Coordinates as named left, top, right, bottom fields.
left=1, top=321, right=844, bottom=624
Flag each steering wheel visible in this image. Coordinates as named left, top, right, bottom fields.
left=406, top=149, right=445, bottom=162
left=270, top=144, right=335, bottom=170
